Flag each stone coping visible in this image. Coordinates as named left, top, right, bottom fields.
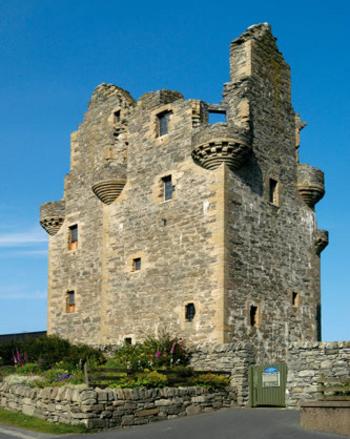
left=300, top=400, right=350, bottom=408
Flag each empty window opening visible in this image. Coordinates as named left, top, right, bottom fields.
left=161, top=218, right=167, bottom=227
left=208, top=110, right=226, bottom=124
left=292, top=292, right=300, bottom=307
left=66, top=291, right=76, bottom=313
left=132, top=257, right=141, bottom=271
left=185, top=303, right=196, bottom=322
left=68, top=224, right=78, bottom=250
left=250, top=305, right=258, bottom=327
left=113, top=110, right=121, bottom=123
left=162, top=175, right=173, bottom=201
left=157, top=111, right=171, bottom=137
left=269, top=178, right=279, bottom=205
left=124, top=337, right=132, bottom=345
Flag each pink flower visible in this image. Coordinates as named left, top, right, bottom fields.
left=155, top=351, right=161, bottom=358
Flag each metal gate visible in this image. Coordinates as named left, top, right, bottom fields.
left=249, top=364, right=287, bottom=407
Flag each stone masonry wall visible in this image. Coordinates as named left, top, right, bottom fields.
left=0, top=383, right=234, bottom=429
left=42, top=24, right=327, bottom=355
left=190, top=343, right=255, bottom=406
left=287, top=341, right=350, bottom=407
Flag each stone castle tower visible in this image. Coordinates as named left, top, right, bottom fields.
left=40, top=24, right=328, bottom=359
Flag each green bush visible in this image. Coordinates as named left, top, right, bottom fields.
left=0, top=335, right=105, bottom=371
left=107, top=332, right=190, bottom=371
left=14, top=363, right=41, bottom=375
left=190, top=373, right=230, bottom=390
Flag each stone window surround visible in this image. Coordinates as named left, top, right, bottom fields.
left=126, top=251, right=148, bottom=273
left=246, top=301, right=262, bottom=329
left=292, top=292, right=301, bottom=308
left=68, top=223, right=79, bottom=251
left=151, top=104, right=174, bottom=142
left=265, top=174, right=281, bottom=207
left=65, top=289, right=77, bottom=314
left=152, top=170, right=180, bottom=204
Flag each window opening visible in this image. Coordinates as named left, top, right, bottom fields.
left=157, top=111, right=171, bottom=136
left=113, top=110, right=121, bottom=123
left=269, top=178, right=279, bottom=205
left=124, top=337, right=132, bottom=345
left=185, top=303, right=196, bottom=322
left=208, top=110, right=226, bottom=124
left=292, top=292, right=300, bottom=307
left=162, top=175, right=173, bottom=201
left=250, top=305, right=258, bottom=327
left=68, top=224, right=78, bottom=250
left=161, top=218, right=167, bottom=226
left=66, top=291, right=76, bottom=313
left=132, top=257, right=141, bottom=271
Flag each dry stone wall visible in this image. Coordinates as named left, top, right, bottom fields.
left=287, top=341, right=350, bottom=407
left=0, top=383, right=234, bottom=429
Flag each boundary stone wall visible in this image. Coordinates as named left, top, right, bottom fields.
left=0, top=382, right=235, bottom=429
left=190, top=343, right=255, bottom=406
left=287, top=341, right=350, bottom=407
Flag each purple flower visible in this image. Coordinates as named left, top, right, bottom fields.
left=155, top=351, right=161, bottom=358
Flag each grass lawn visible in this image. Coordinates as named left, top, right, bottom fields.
left=0, top=408, right=88, bottom=434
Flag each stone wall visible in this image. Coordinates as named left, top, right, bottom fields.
left=287, top=341, right=350, bottom=407
left=0, top=383, right=235, bottom=429
left=41, top=23, right=327, bottom=354
left=191, top=343, right=255, bottom=406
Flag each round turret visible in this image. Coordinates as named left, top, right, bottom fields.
left=297, top=164, right=325, bottom=208
left=40, top=201, right=65, bottom=236
left=92, top=164, right=127, bottom=205
left=191, top=125, right=251, bottom=171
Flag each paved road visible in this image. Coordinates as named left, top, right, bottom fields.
left=0, top=409, right=347, bottom=439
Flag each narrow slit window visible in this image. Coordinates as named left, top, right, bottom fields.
left=132, top=257, right=141, bottom=271
left=162, top=175, right=173, bottom=201
left=185, top=303, right=196, bottom=322
left=292, top=292, right=300, bottom=307
left=113, top=110, right=121, bottom=123
left=68, top=224, right=78, bottom=250
left=250, top=305, right=258, bottom=327
left=208, top=110, right=226, bottom=124
left=269, top=178, right=279, bottom=206
left=66, top=291, right=76, bottom=313
left=157, top=111, right=171, bottom=137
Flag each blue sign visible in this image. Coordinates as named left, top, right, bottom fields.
left=263, top=367, right=278, bottom=374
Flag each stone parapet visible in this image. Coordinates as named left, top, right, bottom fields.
left=0, top=382, right=235, bottom=430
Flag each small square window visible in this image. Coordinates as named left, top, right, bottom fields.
left=268, top=178, right=279, bottom=206
left=157, top=111, right=171, bottom=137
left=66, top=291, right=76, bottom=313
left=185, top=303, right=196, bottom=322
left=162, top=175, right=173, bottom=201
left=124, top=337, right=132, bottom=345
left=132, top=257, right=141, bottom=271
left=68, top=225, right=78, bottom=250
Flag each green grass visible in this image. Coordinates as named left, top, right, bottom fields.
left=0, top=407, right=89, bottom=434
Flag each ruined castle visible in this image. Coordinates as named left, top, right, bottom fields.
left=40, top=24, right=328, bottom=359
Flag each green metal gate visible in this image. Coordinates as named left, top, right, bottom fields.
left=249, top=364, right=287, bottom=407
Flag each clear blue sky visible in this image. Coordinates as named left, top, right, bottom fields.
left=0, top=0, right=349, bottom=341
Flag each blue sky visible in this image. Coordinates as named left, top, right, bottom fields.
left=0, top=0, right=349, bottom=341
